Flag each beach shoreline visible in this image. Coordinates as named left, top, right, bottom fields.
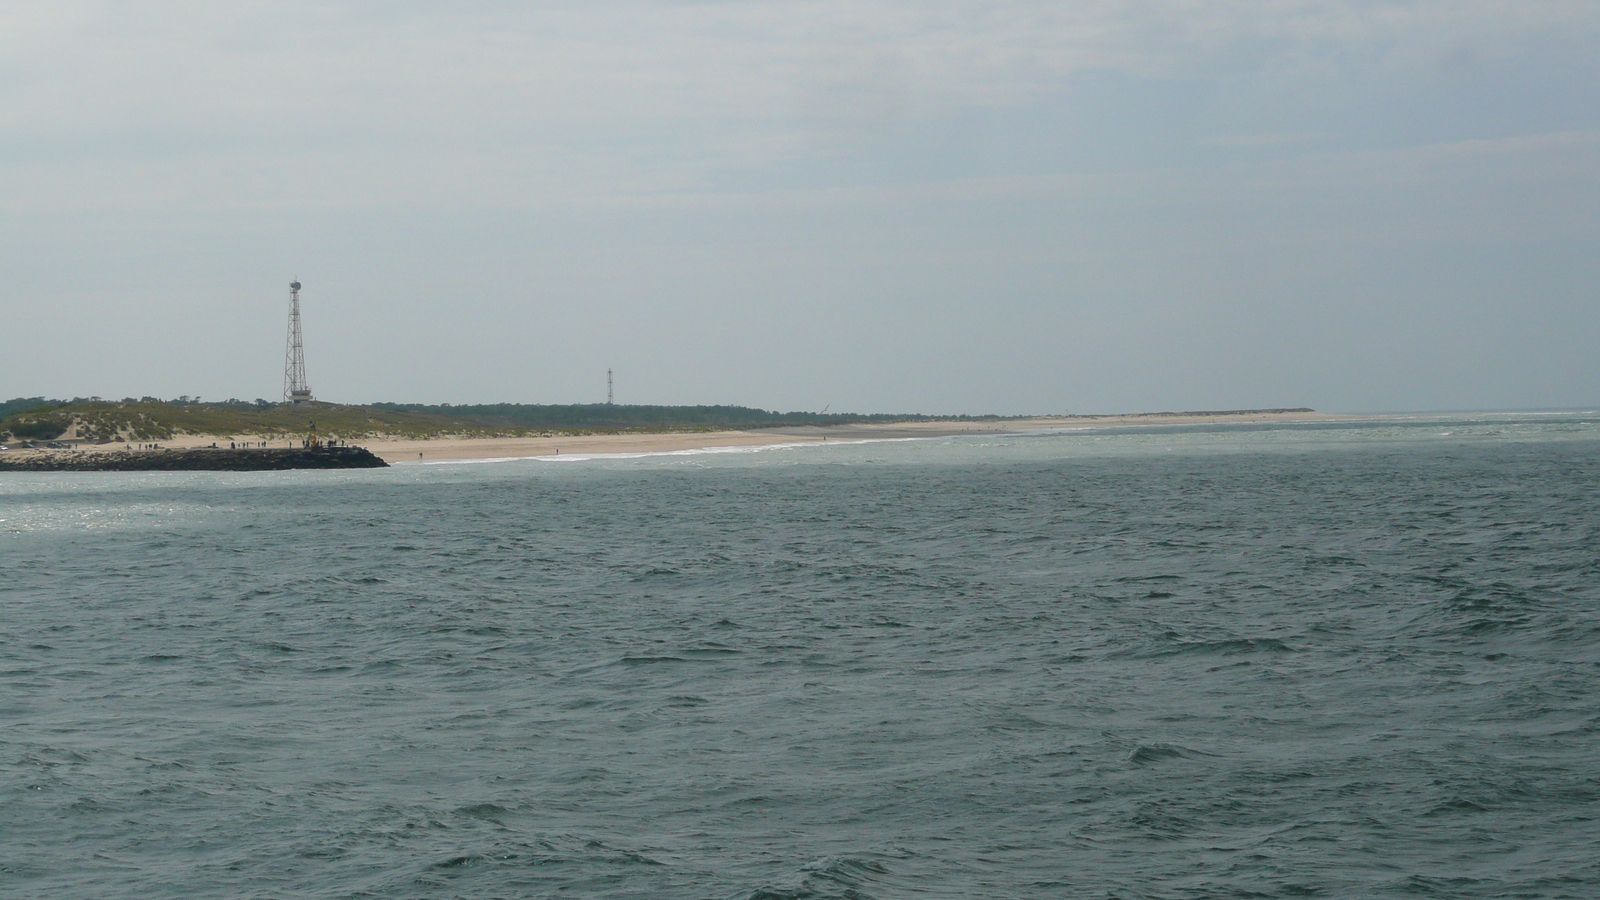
left=0, top=410, right=1344, bottom=466
left=355, top=410, right=1342, bottom=463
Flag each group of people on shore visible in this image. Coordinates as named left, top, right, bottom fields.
left=120, top=440, right=346, bottom=451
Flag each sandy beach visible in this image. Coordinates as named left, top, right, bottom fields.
left=1, top=410, right=1342, bottom=466
left=358, top=410, right=1340, bottom=464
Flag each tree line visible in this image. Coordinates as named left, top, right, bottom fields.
left=365, top=403, right=994, bottom=430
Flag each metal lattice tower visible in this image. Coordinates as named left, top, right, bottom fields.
left=284, top=280, right=313, bottom=404
left=607, top=369, right=614, bottom=405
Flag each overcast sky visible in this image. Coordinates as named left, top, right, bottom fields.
left=3, top=1, right=1597, bottom=413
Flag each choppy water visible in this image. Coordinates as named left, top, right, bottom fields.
left=3, top=413, right=1599, bottom=899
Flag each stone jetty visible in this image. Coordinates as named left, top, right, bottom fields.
left=0, top=446, right=389, bottom=472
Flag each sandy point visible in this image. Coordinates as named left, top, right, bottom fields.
left=357, top=411, right=1343, bottom=464
left=0, top=412, right=1344, bottom=465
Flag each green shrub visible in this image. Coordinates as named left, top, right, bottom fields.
left=6, top=417, right=68, bottom=440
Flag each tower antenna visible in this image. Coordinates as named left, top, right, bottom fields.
left=607, top=368, right=614, bottom=405
left=284, top=279, right=313, bottom=404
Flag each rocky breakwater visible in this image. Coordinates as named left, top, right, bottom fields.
left=0, top=446, right=389, bottom=472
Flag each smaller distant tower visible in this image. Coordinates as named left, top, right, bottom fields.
left=284, top=280, right=313, bottom=405
left=607, top=369, right=614, bottom=405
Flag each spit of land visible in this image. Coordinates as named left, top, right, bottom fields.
left=0, top=410, right=1341, bottom=468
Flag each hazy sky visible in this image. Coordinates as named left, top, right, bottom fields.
left=3, top=1, right=1597, bottom=413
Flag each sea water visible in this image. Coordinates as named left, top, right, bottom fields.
left=2, top=413, right=1598, bottom=899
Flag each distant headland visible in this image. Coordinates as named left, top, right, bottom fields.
left=0, top=396, right=1327, bottom=468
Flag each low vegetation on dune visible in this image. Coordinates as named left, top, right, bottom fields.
left=0, top=397, right=971, bottom=443
left=0, top=398, right=492, bottom=443
left=366, top=402, right=983, bottom=431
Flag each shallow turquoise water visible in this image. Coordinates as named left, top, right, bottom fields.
left=3, top=413, right=1598, bottom=898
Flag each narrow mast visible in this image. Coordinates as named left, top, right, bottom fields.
left=284, top=280, right=313, bottom=404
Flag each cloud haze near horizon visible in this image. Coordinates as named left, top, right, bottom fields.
left=3, top=1, right=1597, bottom=414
